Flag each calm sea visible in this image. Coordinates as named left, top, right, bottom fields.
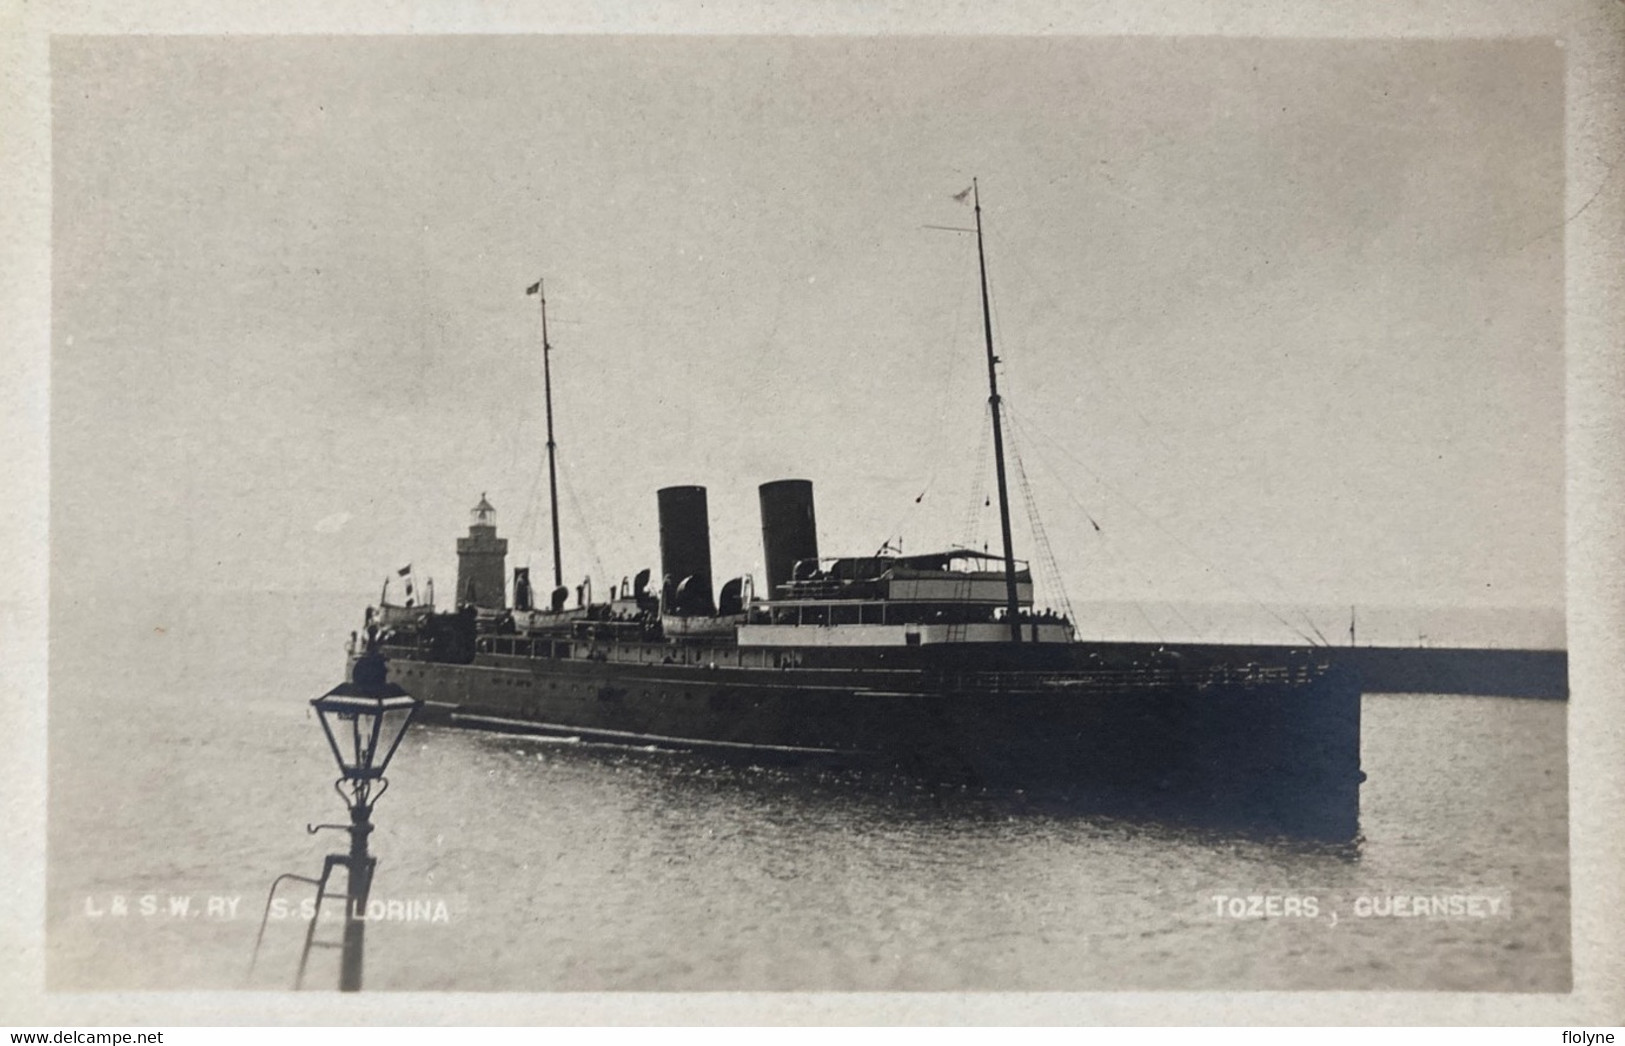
left=45, top=593, right=1569, bottom=991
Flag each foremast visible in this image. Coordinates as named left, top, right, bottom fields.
left=972, top=180, right=1023, bottom=643
left=533, top=278, right=565, bottom=593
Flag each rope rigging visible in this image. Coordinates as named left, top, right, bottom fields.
left=880, top=236, right=979, bottom=553
left=958, top=403, right=993, bottom=553
left=516, top=448, right=547, bottom=567
left=979, top=216, right=1337, bottom=645
left=558, top=454, right=608, bottom=587
left=1004, top=400, right=1076, bottom=628
left=1004, top=405, right=1184, bottom=641
left=1004, top=400, right=1323, bottom=647
left=913, top=255, right=972, bottom=508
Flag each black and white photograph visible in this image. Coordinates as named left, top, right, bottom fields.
left=3, top=0, right=1622, bottom=1029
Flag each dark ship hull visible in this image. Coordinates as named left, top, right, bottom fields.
left=366, top=629, right=1363, bottom=840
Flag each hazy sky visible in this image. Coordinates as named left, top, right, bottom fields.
left=51, top=36, right=1564, bottom=628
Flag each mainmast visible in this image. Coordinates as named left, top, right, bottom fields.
left=535, top=279, right=564, bottom=592
left=973, top=180, right=1023, bottom=643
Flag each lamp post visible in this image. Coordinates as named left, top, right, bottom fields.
left=309, top=640, right=420, bottom=992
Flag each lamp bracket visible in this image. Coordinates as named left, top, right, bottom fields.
left=332, top=774, right=390, bottom=812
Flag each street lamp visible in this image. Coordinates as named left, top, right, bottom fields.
left=308, top=642, right=420, bottom=992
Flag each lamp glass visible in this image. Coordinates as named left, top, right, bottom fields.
left=313, top=693, right=419, bottom=780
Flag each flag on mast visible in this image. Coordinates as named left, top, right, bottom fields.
left=952, top=185, right=973, bottom=204
left=525, top=280, right=542, bottom=295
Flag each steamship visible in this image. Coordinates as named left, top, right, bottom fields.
left=347, top=185, right=1364, bottom=839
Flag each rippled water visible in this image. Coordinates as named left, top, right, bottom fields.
left=46, top=595, right=1569, bottom=991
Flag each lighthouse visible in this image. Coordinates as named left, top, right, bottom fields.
left=455, top=494, right=508, bottom=610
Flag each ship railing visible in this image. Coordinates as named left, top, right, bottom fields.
left=943, top=662, right=1328, bottom=694
left=475, top=635, right=580, bottom=659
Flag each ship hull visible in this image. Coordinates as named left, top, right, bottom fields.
left=375, top=646, right=1363, bottom=840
